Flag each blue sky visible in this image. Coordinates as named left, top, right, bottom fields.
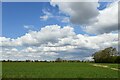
left=1, top=1, right=118, bottom=61
left=3, top=2, right=68, bottom=38
left=2, top=2, right=108, bottom=38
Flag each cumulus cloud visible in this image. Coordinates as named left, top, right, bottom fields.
left=51, top=2, right=99, bottom=25
left=0, top=25, right=118, bottom=61
left=85, top=2, right=118, bottom=34
left=51, top=1, right=119, bottom=34
left=1, top=25, right=75, bottom=47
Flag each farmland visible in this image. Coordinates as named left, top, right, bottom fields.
left=2, top=62, right=120, bottom=78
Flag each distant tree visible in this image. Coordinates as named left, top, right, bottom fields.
left=44, top=60, right=47, bottom=62
left=26, top=60, right=31, bottom=62
left=55, top=58, right=63, bottom=62
left=35, top=60, right=39, bottom=62
left=93, top=47, right=119, bottom=63
left=7, top=60, right=12, bottom=62
left=2, top=60, right=6, bottom=62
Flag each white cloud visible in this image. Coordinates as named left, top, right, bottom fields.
left=1, top=25, right=75, bottom=47
left=24, top=25, right=34, bottom=30
left=85, top=2, right=118, bottom=34
left=61, top=17, right=70, bottom=23
left=23, top=47, right=37, bottom=53
left=51, top=1, right=119, bottom=34
left=40, top=15, right=49, bottom=21
left=51, top=2, right=99, bottom=25
left=40, top=9, right=53, bottom=21
left=84, top=56, right=94, bottom=61
left=40, top=9, right=70, bottom=23
left=11, top=48, right=18, bottom=52
left=0, top=25, right=118, bottom=61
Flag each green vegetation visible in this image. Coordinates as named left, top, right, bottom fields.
left=2, top=62, right=119, bottom=78
left=2, top=47, right=120, bottom=78
left=93, top=47, right=120, bottom=63
left=0, top=62, right=2, bottom=78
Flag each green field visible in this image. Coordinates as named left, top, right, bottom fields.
left=2, top=62, right=120, bottom=78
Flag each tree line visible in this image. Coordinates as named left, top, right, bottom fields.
left=1, top=59, right=87, bottom=63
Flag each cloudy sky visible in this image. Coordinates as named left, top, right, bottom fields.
left=0, top=0, right=119, bottom=61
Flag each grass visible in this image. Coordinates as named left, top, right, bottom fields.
left=0, top=62, right=2, bottom=78
left=2, top=62, right=120, bottom=78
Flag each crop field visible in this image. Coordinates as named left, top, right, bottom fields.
left=2, top=62, right=120, bottom=78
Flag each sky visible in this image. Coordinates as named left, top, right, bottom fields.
left=0, top=0, right=119, bottom=61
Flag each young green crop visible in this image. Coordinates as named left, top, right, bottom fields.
left=2, top=62, right=119, bottom=78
